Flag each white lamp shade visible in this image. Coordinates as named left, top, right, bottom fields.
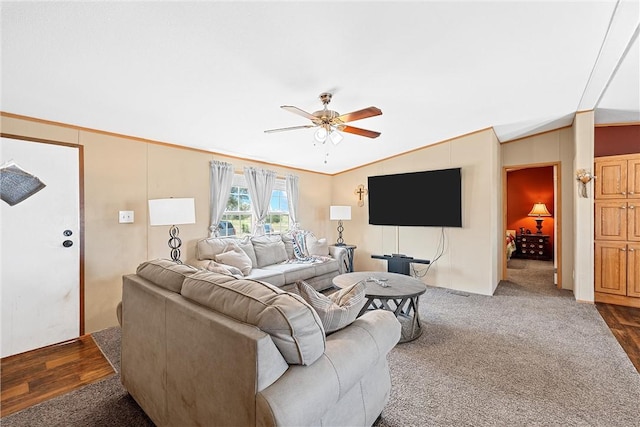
left=148, top=198, right=196, bottom=226
left=330, top=205, right=351, bottom=221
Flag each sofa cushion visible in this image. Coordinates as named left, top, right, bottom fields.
left=293, top=280, right=366, bottom=333
left=181, top=271, right=326, bottom=365
left=313, top=258, right=339, bottom=276
left=136, top=259, right=199, bottom=293
left=251, top=235, right=288, bottom=268
left=215, top=242, right=252, bottom=276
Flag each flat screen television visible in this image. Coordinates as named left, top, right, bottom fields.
left=368, top=167, right=462, bottom=227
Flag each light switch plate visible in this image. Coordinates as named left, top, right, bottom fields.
left=119, top=210, right=134, bottom=223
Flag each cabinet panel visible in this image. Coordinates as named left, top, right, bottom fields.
left=628, top=159, right=640, bottom=199
left=594, top=201, right=627, bottom=241
left=628, top=243, right=640, bottom=297
left=594, top=241, right=627, bottom=296
left=595, top=160, right=627, bottom=199
left=628, top=201, right=640, bottom=241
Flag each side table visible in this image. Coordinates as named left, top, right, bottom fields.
left=331, top=244, right=356, bottom=272
left=333, top=271, right=427, bottom=343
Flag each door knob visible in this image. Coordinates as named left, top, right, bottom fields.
left=63, top=230, right=73, bottom=236
left=63, top=240, right=73, bottom=248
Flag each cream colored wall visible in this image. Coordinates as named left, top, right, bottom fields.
left=501, top=127, right=576, bottom=290
left=332, top=129, right=501, bottom=296
left=573, top=111, right=595, bottom=302
left=1, top=115, right=332, bottom=333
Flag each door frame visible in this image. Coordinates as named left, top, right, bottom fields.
left=1, top=133, right=85, bottom=335
left=502, top=161, right=562, bottom=290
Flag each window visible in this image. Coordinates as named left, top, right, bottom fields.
left=222, top=174, right=289, bottom=236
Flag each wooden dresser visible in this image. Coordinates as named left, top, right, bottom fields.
left=515, top=234, right=551, bottom=260
left=594, top=153, right=640, bottom=309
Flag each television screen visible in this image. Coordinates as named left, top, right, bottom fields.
left=368, top=168, right=462, bottom=227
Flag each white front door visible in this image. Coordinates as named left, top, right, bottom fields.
left=1, top=137, right=81, bottom=357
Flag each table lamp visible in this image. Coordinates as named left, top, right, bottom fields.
left=148, top=198, right=196, bottom=263
left=330, top=205, right=351, bottom=246
left=528, top=202, right=551, bottom=234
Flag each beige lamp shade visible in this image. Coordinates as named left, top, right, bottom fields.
left=330, top=205, right=351, bottom=220
left=528, top=202, right=551, bottom=217
left=148, top=198, right=196, bottom=226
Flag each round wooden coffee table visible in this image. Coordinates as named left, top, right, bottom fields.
left=333, top=271, right=427, bottom=343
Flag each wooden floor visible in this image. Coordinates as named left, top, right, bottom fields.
left=0, top=334, right=115, bottom=417
left=595, top=303, right=640, bottom=373
left=1, top=303, right=638, bottom=418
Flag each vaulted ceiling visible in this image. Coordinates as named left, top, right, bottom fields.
left=2, top=1, right=638, bottom=174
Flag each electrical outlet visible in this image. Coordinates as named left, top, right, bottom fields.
left=119, top=210, right=134, bottom=223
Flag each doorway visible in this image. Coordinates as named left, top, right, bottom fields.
left=1, top=137, right=83, bottom=357
left=503, top=162, right=561, bottom=290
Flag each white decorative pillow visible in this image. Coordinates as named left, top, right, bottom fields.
left=293, top=280, right=366, bottom=333
left=215, top=243, right=252, bottom=276
left=306, top=234, right=329, bottom=256
left=205, top=261, right=243, bottom=277
left=237, top=235, right=258, bottom=267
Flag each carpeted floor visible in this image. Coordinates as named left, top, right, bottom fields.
left=3, top=261, right=639, bottom=426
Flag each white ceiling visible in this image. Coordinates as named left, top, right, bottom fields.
left=1, top=1, right=639, bottom=174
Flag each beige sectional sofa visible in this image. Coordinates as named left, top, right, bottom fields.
left=188, top=232, right=349, bottom=291
left=120, top=259, right=401, bottom=427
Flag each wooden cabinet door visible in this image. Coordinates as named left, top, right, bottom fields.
left=595, top=159, right=627, bottom=199
left=628, top=201, right=640, bottom=241
left=594, top=241, right=627, bottom=296
left=628, top=243, right=640, bottom=297
left=627, top=159, right=640, bottom=199
left=595, top=201, right=628, bottom=241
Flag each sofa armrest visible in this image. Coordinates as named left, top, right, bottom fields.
left=256, top=310, right=401, bottom=426
left=328, top=245, right=349, bottom=274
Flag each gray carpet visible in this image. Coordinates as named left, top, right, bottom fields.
left=3, top=262, right=639, bottom=426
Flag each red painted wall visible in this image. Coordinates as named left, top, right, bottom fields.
left=595, top=125, right=640, bottom=156
left=507, top=166, right=555, bottom=251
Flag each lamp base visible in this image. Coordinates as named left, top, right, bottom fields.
left=534, top=218, right=544, bottom=234
left=168, top=225, right=182, bottom=264
left=336, top=220, right=345, bottom=245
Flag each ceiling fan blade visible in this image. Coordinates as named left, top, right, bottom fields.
left=340, top=125, right=381, bottom=139
left=281, top=105, right=318, bottom=121
left=264, top=124, right=316, bottom=134
left=335, top=106, right=382, bottom=123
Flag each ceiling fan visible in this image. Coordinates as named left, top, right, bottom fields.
left=264, top=92, right=382, bottom=144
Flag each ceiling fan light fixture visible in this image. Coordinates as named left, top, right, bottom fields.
left=329, top=130, right=343, bottom=145
left=314, top=127, right=328, bottom=143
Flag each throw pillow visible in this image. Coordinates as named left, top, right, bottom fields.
left=306, top=234, right=329, bottom=257
left=205, top=261, right=243, bottom=277
left=251, top=235, right=288, bottom=267
left=281, top=232, right=295, bottom=259
left=215, top=243, right=252, bottom=276
left=293, top=280, right=366, bottom=333
left=237, top=235, right=258, bottom=267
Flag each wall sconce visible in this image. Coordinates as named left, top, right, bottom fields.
left=576, top=169, right=595, bottom=198
left=330, top=205, right=351, bottom=246
left=354, top=184, right=368, bottom=207
left=528, top=202, right=552, bottom=234
left=149, top=198, right=196, bottom=263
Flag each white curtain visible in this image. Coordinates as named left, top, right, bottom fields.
left=244, top=166, right=276, bottom=236
left=286, top=173, right=300, bottom=230
left=209, top=160, right=235, bottom=237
